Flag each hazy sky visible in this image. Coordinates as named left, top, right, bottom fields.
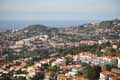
left=0, top=0, right=120, bottom=20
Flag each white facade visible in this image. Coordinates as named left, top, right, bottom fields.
left=118, top=58, right=120, bottom=68
left=99, top=73, right=112, bottom=80
left=15, top=40, right=24, bottom=45
left=99, top=71, right=112, bottom=80
left=79, top=52, right=117, bottom=66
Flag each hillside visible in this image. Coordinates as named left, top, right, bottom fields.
left=58, top=19, right=120, bottom=40
left=0, top=19, right=120, bottom=43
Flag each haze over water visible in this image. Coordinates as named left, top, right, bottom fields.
left=0, top=0, right=120, bottom=31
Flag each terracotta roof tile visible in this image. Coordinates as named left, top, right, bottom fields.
left=100, top=71, right=112, bottom=76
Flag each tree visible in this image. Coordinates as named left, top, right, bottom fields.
left=94, top=65, right=102, bottom=79
left=83, top=65, right=101, bottom=80
left=65, top=57, right=73, bottom=65
left=12, top=77, right=26, bottom=80
left=83, top=65, right=96, bottom=80
left=32, top=72, right=45, bottom=80
left=48, top=65, right=59, bottom=72
left=0, top=74, right=11, bottom=80
left=103, top=64, right=112, bottom=71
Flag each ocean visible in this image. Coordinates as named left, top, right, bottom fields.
left=0, top=20, right=100, bottom=31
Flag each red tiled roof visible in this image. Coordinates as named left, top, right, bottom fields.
left=100, top=56, right=117, bottom=60
left=80, top=52, right=96, bottom=58
left=112, top=76, right=120, bottom=80
left=75, top=76, right=86, bottom=80
left=57, top=74, right=72, bottom=79
left=45, top=71, right=53, bottom=76
left=60, top=65, right=80, bottom=70
left=100, top=71, right=112, bottom=76
left=80, top=52, right=117, bottom=60
left=57, top=74, right=86, bottom=80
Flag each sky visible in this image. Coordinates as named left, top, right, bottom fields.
left=0, top=0, right=120, bottom=21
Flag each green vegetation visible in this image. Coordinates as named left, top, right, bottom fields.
left=48, top=65, right=59, bottom=72
left=65, top=57, right=73, bottom=65
left=59, top=47, right=80, bottom=56
left=59, top=42, right=120, bottom=57
left=31, top=72, right=44, bottom=80
left=103, top=64, right=112, bottom=71
left=83, top=65, right=101, bottom=80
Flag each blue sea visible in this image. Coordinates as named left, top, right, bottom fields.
left=0, top=20, right=100, bottom=31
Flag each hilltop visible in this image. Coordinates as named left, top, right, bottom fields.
left=0, top=19, right=120, bottom=43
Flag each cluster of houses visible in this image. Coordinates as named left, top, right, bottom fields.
left=0, top=57, right=41, bottom=79
left=49, top=52, right=120, bottom=80
left=99, top=70, right=120, bottom=80
left=7, top=31, right=120, bottom=54
left=0, top=52, right=84, bottom=80
left=73, top=52, right=120, bottom=68
left=8, top=35, right=51, bottom=52
left=0, top=51, right=120, bottom=80
left=80, top=40, right=97, bottom=45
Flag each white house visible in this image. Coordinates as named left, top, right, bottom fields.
left=99, top=71, right=112, bottom=80
left=79, top=52, right=95, bottom=64
left=79, top=52, right=118, bottom=66
left=118, top=58, right=120, bottom=68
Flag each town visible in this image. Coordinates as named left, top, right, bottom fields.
left=0, top=19, right=120, bottom=80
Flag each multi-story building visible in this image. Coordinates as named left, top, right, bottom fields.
left=99, top=56, right=117, bottom=65
left=118, top=58, right=120, bottom=68
left=99, top=71, right=112, bottom=80
left=79, top=52, right=96, bottom=64
left=99, top=71, right=120, bottom=80
left=79, top=52, right=118, bottom=66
